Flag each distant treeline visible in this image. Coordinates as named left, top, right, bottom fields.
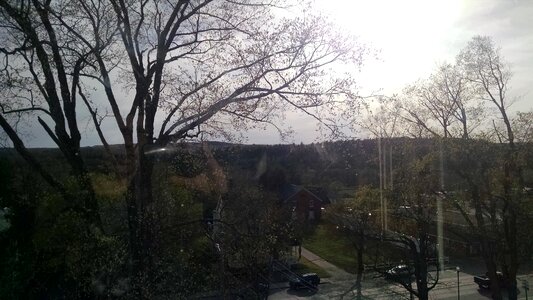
left=2, top=138, right=531, bottom=198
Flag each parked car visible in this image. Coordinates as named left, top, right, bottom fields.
left=474, top=271, right=506, bottom=289
left=289, top=273, right=320, bottom=290
left=255, top=282, right=269, bottom=298
left=384, top=265, right=413, bottom=282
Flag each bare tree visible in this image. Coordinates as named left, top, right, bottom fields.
left=446, top=139, right=506, bottom=299
left=404, top=79, right=457, bottom=138
left=359, top=96, right=400, bottom=139
left=326, top=186, right=379, bottom=300
left=456, top=35, right=524, bottom=300
left=385, top=151, right=441, bottom=300
left=400, top=61, right=481, bottom=140
left=0, top=0, right=366, bottom=297
left=431, top=62, right=482, bottom=139
left=328, top=155, right=443, bottom=300
left=511, top=111, right=533, bottom=143
left=457, top=36, right=514, bottom=145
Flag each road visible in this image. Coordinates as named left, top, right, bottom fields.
left=268, top=249, right=533, bottom=299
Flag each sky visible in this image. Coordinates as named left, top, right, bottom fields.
left=243, top=0, right=533, bottom=144
left=8, top=0, right=533, bottom=147
left=332, top=0, right=533, bottom=98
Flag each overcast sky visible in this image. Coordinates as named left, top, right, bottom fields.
left=14, top=0, right=533, bottom=147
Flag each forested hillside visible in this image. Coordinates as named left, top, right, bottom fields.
left=1, top=138, right=532, bottom=298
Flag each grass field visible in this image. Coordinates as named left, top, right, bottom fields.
left=302, top=224, right=358, bottom=273
left=302, top=223, right=405, bottom=274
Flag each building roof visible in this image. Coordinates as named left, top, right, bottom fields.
left=280, top=184, right=331, bottom=205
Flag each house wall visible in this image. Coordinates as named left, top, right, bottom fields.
left=293, top=190, right=322, bottom=221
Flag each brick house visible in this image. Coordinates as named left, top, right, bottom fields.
left=281, top=184, right=330, bottom=222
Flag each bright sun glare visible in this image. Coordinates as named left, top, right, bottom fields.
left=316, top=0, right=463, bottom=94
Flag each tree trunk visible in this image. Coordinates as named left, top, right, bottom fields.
left=486, top=259, right=502, bottom=300
left=473, top=188, right=503, bottom=300
left=355, top=240, right=364, bottom=300
left=460, top=108, right=468, bottom=139
left=68, top=152, right=102, bottom=230
left=415, top=237, right=429, bottom=300
left=126, top=146, right=156, bottom=299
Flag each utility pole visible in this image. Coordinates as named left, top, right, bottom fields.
left=437, top=141, right=445, bottom=271
left=378, top=133, right=383, bottom=233
left=456, top=266, right=460, bottom=300
left=383, top=136, right=388, bottom=231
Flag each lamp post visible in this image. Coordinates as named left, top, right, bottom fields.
left=523, top=279, right=529, bottom=300
left=456, top=266, right=460, bottom=300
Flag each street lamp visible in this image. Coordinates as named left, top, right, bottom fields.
left=456, top=266, right=460, bottom=300
left=523, top=279, right=529, bottom=300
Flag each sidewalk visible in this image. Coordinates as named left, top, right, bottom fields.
left=300, top=247, right=355, bottom=281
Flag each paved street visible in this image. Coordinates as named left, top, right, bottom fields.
left=268, top=250, right=533, bottom=300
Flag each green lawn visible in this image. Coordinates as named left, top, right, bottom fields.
left=302, top=224, right=358, bottom=273
left=302, top=223, right=404, bottom=274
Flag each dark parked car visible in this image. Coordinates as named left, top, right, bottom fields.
left=474, top=272, right=506, bottom=289
left=385, top=265, right=413, bottom=281
left=289, top=273, right=320, bottom=290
